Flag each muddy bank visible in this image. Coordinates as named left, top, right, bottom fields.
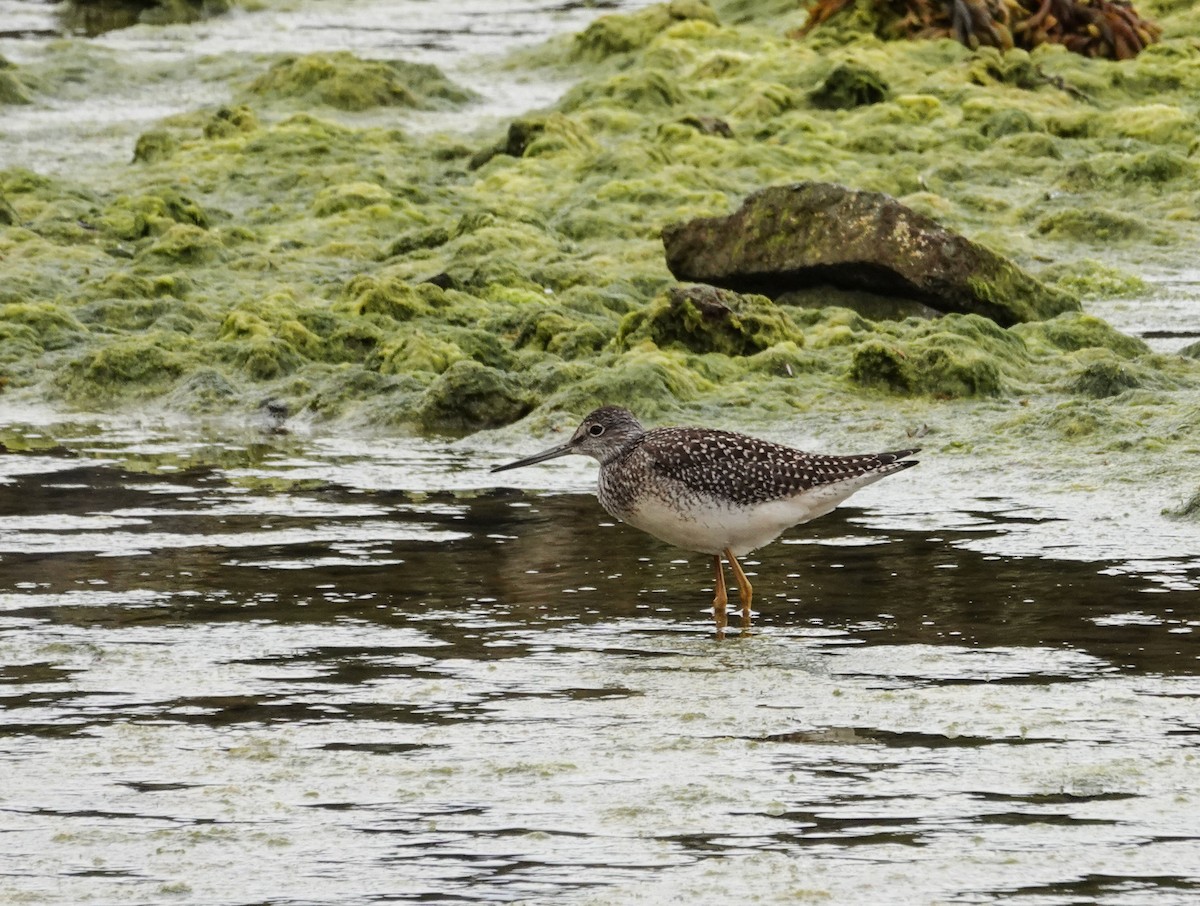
left=1, top=0, right=1199, bottom=478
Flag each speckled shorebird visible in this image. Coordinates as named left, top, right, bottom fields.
left=491, top=406, right=919, bottom=632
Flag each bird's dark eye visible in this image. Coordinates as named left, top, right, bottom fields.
left=588, top=424, right=605, bottom=437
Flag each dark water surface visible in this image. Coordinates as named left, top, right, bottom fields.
left=2, top=419, right=1199, bottom=904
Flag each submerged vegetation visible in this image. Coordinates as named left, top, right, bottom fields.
left=1, top=0, right=1199, bottom=466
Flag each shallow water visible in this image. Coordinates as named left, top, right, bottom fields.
left=2, top=414, right=1198, bottom=904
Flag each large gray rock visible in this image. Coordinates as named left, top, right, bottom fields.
left=662, top=182, right=1079, bottom=326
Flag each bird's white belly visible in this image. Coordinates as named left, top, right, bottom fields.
left=620, top=485, right=860, bottom=556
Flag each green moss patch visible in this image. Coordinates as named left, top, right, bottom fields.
left=617, top=285, right=802, bottom=356
left=245, top=52, right=476, bottom=111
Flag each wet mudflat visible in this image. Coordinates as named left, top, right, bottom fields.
left=2, top=417, right=1198, bottom=905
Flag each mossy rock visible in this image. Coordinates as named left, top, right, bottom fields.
left=910, top=338, right=1005, bottom=397
left=849, top=339, right=912, bottom=392
left=80, top=271, right=184, bottom=301
left=572, top=1, right=719, bottom=61
left=981, top=108, right=1041, bottom=138
left=543, top=349, right=709, bottom=417
left=1036, top=208, right=1167, bottom=244
left=967, top=48, right=1041, bottom=89
left=1038, top=259, right=1149, bottom=300
left=228, top=337, right=304, bottom=380
left=513, top=308, right=610, bottom=359
left=341, top=275, right=433, bottom=320
left=502, top=113, right=597, bottom=160
left=1013, top=312, right=1149, bottom=359
left=217, top=298, right=324, bottom=361
left=617, top=285, right=802, bottom=356
left=203, top=105, right=260, bottom=140
left=245, top=52, right=475, bottom=112
left=1116, top=149, right=1191, bottom=184
left=417, top=360, right=532, bottom=431
left=386, top=226, right=451, bottom=257
left=372, top=330, right=464, bottom=375
left=850, top=314, right=1027, bottom=397
left=76, top=297, right=202, bottom=333
left=1069, top=350, right=1142, bottom=398
left=0, top=168, right=51, bottom=195
left=746, top=341, right=816, bottom=376
left=312, top=182, right=393, bottom=217
left=323, top=321, right=384, bottom=363
left=808, top=61, right=889, bottom=110
left=99, top=189, right=210, bottom=241
left=132, top=130, right=179, bottom=163
left=665, top=182, right=1079, bottom=326
left=136, top=223, right=225, bottom=264
left=0, top=302, right=87, bottom=351
left=994, top=132, right=1059, bottom=159
left=563, top=69, right=684, bottom=112
left=166, top=367, right=239, bottom=413
left=61, top=335, right=187, bottom=399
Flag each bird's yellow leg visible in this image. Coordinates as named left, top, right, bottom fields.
left=712, top=554, right=728, bottom=637
left=724, top=548, right=753, bottom=630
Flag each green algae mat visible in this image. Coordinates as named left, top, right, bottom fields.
left=1, top=0, right=1199, bottom=470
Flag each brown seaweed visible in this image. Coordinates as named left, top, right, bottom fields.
left=795, top=0, right=1161, bottom=60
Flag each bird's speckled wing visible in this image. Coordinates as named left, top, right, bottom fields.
left=639, top=427, right=918, bottom=507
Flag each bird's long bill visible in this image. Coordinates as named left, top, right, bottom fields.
left=490, top=441, right=574, bottom=473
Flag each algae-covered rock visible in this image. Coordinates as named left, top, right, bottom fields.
left=808, top=61, right=889, bottom=109
left=373, top=330, right=464, bottom=375
left=670, top=114, right=734, bottom=137
left=967, top=48, right=1042, bottom=89
left=542, top=349, right=709, bottom=418
left=0, top=193, right=16, bottom=225
left=246, top=52, right=475, bottom=112
left=1013, top=312, right=1150, bottom=359
left=663, top=182, right=1079, bottom=326
left=312, top=182, right=393, bottom=217
left=203, top=105, right=259, bottom=139
left=99, top=189, right=209, bottom=240
left=562, top=68, right=684, bottom=113
left=0, top=302, right=87, bottom=351
left=617, top=284, right=803, bottom=356
left=1036, top=208, right=1169, bottom=245
left=60, top=334, right=188, bottom=401
left=132, top=129, right=179, bottom=163
left=513, top=308, right=610, bottom=359
left=469, top=113, right=599, bottom=169
left=167, top=368, right=239, bottom=412
left=1038, top=259, right=1149, bottom=300
left=573, top=1, right=719, bottom=61
left=417, top=360, right=532, bottom=431
left=341, top=275, right=433, bottom=321
left=849, top=314, right=1022, bottom=397
left=77, top=295, right=203, bottom=333
left=1069, top=350, right=1142, bottom=398
left=113, top=272, right=192, bottom=300
left=135, top=223, right=224, bottom=264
